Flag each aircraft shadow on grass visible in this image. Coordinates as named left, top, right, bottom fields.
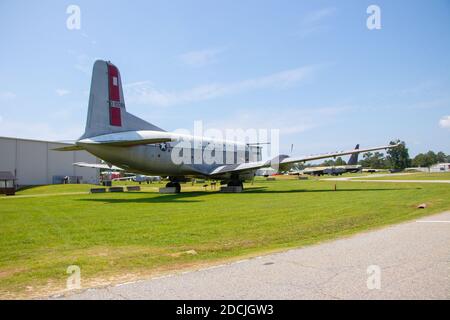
left=77, top=186, right=421, bottom=204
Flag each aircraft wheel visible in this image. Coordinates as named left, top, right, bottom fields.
left=227, top=180, right=243, bottom=188
left=166, top=181, right=181, bottom=192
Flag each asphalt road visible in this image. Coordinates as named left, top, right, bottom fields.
left=58, top=211, right=450, bottom=300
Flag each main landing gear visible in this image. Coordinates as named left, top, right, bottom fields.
left=165, top=181, right=181, bottom=193
left=227, top=180, right=243, bottom=189
left=226, top=174, right=244, bottom=189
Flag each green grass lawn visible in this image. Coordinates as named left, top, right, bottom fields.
left=1, top=179, right=450, bottom=299
left=8, top=181, right=163, bottom=197
left=355, top=172, right=450, bottom=180
left=14, top=184, right=97, bottom=195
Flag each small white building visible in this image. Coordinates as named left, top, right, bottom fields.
left=0, top=136, right=100, bottom=186
left=430, top=163, right=450, bottom=173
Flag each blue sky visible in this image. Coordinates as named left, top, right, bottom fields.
left=0, top=0, right=449, bottom=157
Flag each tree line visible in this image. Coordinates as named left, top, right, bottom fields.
left=317, top=140, right=449, bottom=170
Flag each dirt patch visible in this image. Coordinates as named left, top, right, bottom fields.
left=0, top=267, right=26, bottom=280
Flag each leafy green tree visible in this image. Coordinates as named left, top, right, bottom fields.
left=322, top=159, right=335, bottom=166
left=386, top=140, right=411, bottom=170
left=359, top=152, right=373, bottom=168
left=412, top=153, right=428, bottom=167
left=426, top=151, right=437, bottom=165
left=334, top=157, right=346, bottom=166
left=370, top=152, right=386, bottom=168
left=320, top=157, right=346, bottom=166
left=359, top=152, right=387, bottom=169
left=412, top=151, right=448, bottom=167
left=436, top=152, right=447, bottom=163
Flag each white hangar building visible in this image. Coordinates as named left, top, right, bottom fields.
left=0, top=136, right=100, bottom=186
left=430, top=163, right=450, bottom=172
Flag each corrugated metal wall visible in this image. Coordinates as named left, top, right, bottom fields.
left=0, top=136, right=100, bottom=185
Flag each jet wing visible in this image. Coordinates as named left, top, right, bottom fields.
left=208, top=144, right=399, bottom=176
left=73, top=162, right=124, bottom=171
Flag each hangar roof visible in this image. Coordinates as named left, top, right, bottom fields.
left=0, top=135, right=73, bottom=146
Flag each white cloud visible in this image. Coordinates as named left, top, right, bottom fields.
left=68, top=51, right=94, bottom=74
left=298, top=25, right=329, bottom=38
left=0, top=91, right=16, bottom=100
left=125, top=65, right=318, bottom=107
left=439, top=115, right=450, bottom=129
left=179, top=48, right=223, bottom=67
left=202, top=106, right=351, bottom=137
left=75, top=54, right=92, bottom=74
left=56, top=89, right=70, bottom=96
left=81, top=32, right=97, bottom=46
left=303, top=7, right=336, bottom=25
left=298, top=7, right=336, bottom=38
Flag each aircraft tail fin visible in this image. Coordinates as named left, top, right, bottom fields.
left=80, top=60, right=164, bottom=139
left=347, top=144, right=360, bottom=165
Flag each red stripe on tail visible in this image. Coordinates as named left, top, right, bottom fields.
left=108, top=63, right=122, bottom=126
left=108, top=64, right=120, bottom=102
left=109, top=106, right=122, bottom=126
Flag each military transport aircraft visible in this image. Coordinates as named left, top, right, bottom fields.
left=56, top=60, right=399, bottom=193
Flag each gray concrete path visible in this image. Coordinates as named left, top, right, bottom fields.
left=323, top=173, right=450, bottom=184
left=342, top=179, right=450, bottom=184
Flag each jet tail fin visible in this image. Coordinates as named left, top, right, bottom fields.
left=80, top=60, right=164, bottom=140
left=347, top=144, right=360, bottom=165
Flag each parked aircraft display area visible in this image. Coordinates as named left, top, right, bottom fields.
left=1, top=0, right=449, bottom=309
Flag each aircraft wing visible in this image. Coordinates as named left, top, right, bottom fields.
left=73, top=162, right=124, bottom=171
left=209, top=161, right=267, bottom=176
left=209, top=144, right=399, bottom=176
left=280, top=144, right=398, bottom=164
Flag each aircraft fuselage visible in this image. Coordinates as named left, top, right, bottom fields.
left=80, top=133, right=262, bottom=181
